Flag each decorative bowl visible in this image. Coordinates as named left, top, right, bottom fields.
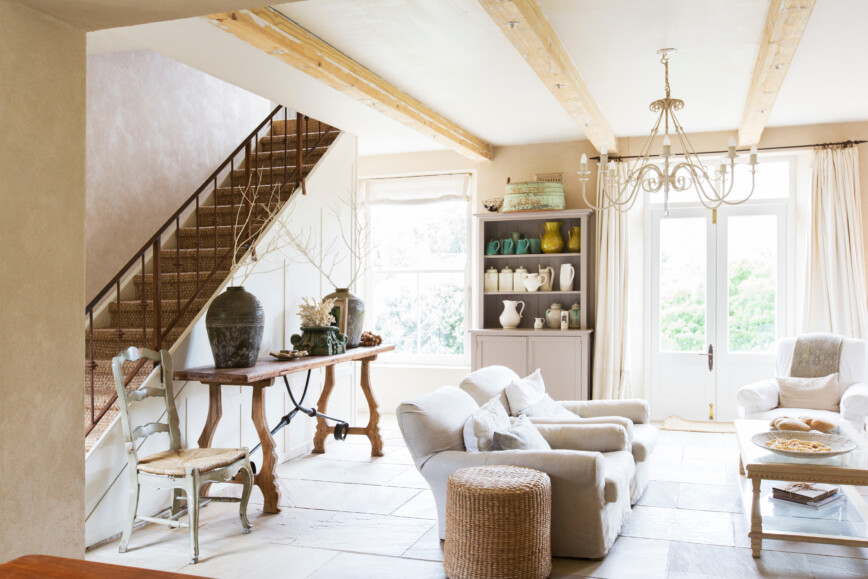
left=751, top=430, right=857, bottom=458
left=482, top=197, right=504, bottom=212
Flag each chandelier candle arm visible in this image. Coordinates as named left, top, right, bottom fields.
left=577, top=49, right=759, bottom=215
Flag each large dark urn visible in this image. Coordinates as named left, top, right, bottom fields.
left=325, top=287, right=365, bottom=348
left=205, top=286, right=264, bottom=368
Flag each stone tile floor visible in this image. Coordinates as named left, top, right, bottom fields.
left=87, top=418, right=868, bottom=578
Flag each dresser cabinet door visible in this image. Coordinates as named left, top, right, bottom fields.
left=473, top=336, right=528, bottom=377
left=527, top=336, right=588, bottom=401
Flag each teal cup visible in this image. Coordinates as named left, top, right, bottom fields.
left=502, top=238, right=515, bottom=255
left=485, top=240, right=501, bottom=255
left=529, top=238, right=542, bottom=254
left=516, top=238, right=530, bottom=254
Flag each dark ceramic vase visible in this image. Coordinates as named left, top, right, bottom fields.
left=205, top=286, right=264, bottom=368
left=290, top=326, right=347, bottom=356
left=324, top=287, right=365, bottom=348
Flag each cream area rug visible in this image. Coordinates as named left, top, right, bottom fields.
left=662, top=416, right=736, bottom=433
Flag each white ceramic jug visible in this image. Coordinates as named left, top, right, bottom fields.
left=539, top=265, right=555, bottom=291
left=499, top=266, right=514, bottom=292
left=484, top=267, right=499, bottom=292
left=534, top=317, right=545, bottom=330
left=559, top=263, right=575, bottom=291
left=523, top=272, right=548, bottom=292
left=513, top=266, right=528, bottom=293
left=499, top=300, right=525, bottom=329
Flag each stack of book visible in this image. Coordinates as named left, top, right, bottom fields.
left=772, top=483, right=843, bottom=509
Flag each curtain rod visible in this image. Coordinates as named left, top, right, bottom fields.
left=362, top=172, right=472, bottom=181
left=588, top=139, right=867, bottom=161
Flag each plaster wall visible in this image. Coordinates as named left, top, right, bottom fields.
left=85, top=134, right=360, bottom=547
left=0, top=0, right=86, bottom=562
left=86, top=49, right=271, bottom=302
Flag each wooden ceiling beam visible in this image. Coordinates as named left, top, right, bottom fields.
left=208, top=8, right=492, bottom=162
left=477, top=0, right=617, bottom=153
left=738, top=0, right=815, bottom=146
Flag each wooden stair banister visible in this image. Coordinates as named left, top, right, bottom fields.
left=84, top=105, right=340, bottom=445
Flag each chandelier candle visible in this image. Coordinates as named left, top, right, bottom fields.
left=578, top=48, right=758, bottom=215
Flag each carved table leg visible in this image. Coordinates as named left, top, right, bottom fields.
left=252, top=384, right=281, bottom=513
left=197, top=384, right=222, bottom=496
left=313, top=366, right=335, bottom=454
left=360, top=358, right=384, bottom=457
left=750, top=476, right=763, bottom=558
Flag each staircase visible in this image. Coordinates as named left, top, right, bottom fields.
left=84, top=107, right=340, bottom=451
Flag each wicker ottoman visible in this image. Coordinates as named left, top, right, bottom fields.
left=444, top=465, right=552, bottom=579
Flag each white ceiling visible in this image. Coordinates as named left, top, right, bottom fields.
left=87, top=0, right=868, bottom=156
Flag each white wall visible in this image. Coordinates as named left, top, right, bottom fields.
left=85, top=133, right=359, bottom=546
left=86, top=49, right=272, bottom=301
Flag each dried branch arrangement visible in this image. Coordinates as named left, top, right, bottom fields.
left=225, top=172, right=370, bottom=290
left=277, top=186, right=372, bottom=290
left=297, top=296, right=336, bottom=328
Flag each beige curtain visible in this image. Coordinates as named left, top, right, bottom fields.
left=592, top=161, right=631, bottom=399
left=804, top=145, right=868, bottom=339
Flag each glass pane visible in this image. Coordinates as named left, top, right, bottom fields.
left=650, top=158, right=790, bottom=205
left=417, top=272, right=466, bottom=356
left=368, top=199, right=467, bottom=270
left=659, top=217, right=707, bottom=352
left=371, top=272, right=418, bottom=355
left=728, top=214, right=777, bottom=352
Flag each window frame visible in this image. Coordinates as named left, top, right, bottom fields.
left=362, top=174, right=473, bottom=366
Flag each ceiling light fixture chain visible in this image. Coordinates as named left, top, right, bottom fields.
left=577, top=49, right=759, bottom=215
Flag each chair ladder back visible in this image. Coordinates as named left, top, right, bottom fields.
left=111, top=347, right=181, bottom=458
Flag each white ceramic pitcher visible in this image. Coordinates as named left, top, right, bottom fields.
left=499, top=300, right=525, bottom=329
left=523, top=272, right=548, bottom=292
left=539, top=265, right=555, bottom=291
left=559, top=263, right=575, bottom=291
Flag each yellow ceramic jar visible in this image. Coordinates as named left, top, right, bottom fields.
left=567, top=226, right=581, bottom=253
left=539, top=221, right=564, bottom=254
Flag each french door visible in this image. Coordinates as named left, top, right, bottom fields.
left=649, top=204, right=788, bottom=421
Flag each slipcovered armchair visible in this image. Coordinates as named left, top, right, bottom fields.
left=459, top=366, right=656, bottom=503
left=737, top=336, right=868, bottom=430
left=397, top=386, right=633, bottom=559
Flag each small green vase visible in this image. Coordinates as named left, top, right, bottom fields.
left=290, top=326, right=347, bottom=356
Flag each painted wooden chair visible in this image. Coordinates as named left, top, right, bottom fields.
left=112, top=347, right=253, bottom=564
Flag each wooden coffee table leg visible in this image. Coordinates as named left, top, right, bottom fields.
left=360, top=358, right=384, bottom=457
left=251, top=384, right=281, bottom=513
left=313, top=366, right=335, bottom=453
left=750, top=476, right=763, bottom=557
left=197, top=384, right=222, bottom=496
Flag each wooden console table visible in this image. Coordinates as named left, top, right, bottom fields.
left=175, top=344, right=394, bottom=513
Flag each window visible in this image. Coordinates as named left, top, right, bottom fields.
left=363, top=174, right=471, bottom=364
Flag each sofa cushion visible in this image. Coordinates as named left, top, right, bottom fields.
left=459, top=365, right=520, bottom=412
left=630, top=424, right=658, bottom=463
left=777, top=373, right=840, bottom=411
left=492, top=415, right=552, bottom=451
left=523, top=394, right=578, bottom=420
left=504, top=369, right=546, bottom=415
left=463, top=397, right=511, bottom=452
left=397, top=386, right=479, bottom=469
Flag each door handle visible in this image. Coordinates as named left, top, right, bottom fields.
left=697, top=344, right=714, bottom=371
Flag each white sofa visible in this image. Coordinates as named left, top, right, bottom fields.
left=396, top=386, right=634, bottom=559
left=459, top=365, right=656, bottom=504
left=737, top=337, right=868, bottom=430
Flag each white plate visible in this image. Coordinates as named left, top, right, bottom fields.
left=752, top=430, right=857, bottom=458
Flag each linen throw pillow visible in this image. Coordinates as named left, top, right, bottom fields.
left=777, top=373, right=840, bottom=412
left=522, top=394, right=577, bottom=419
left=504, top=369, right=546, bottom=415
left=463, top=396, right=511, bottom=452
left=492, top=415, right=552, bottom=451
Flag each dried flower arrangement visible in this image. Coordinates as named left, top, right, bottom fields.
left=297, top=297, right=337, bottom=328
